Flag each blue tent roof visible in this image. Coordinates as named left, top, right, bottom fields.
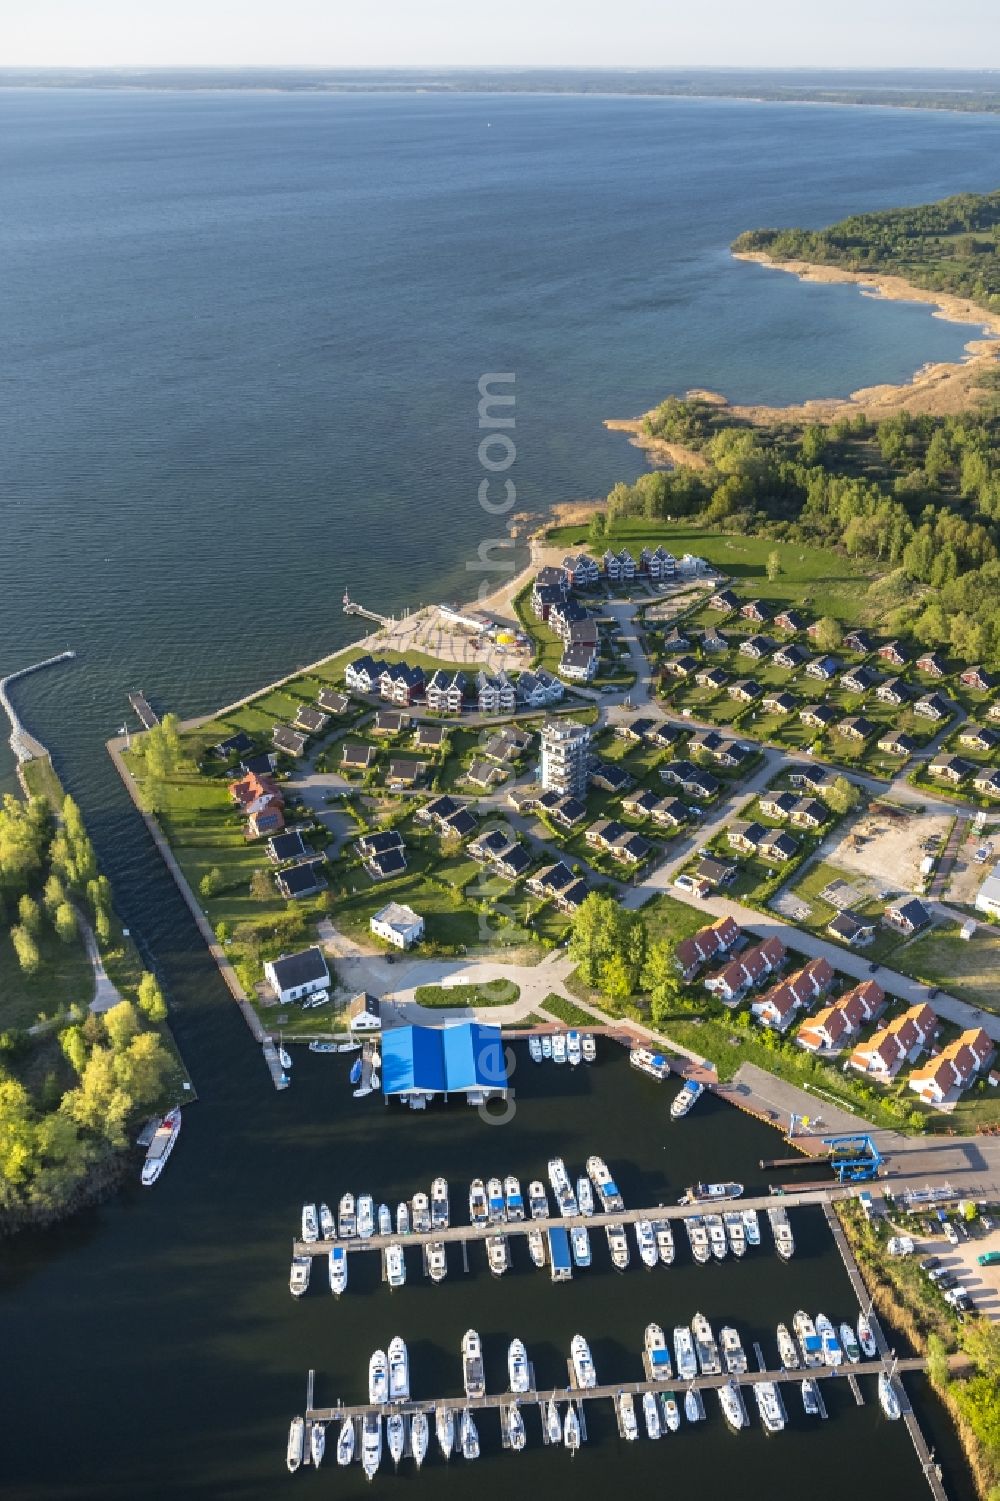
left=382, top=1023, right=508, bottom=1096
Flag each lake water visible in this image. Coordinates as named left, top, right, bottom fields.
left=1, top=89, right=996, bottom=1497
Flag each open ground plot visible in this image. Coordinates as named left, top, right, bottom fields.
left=902, top=921, right=1000, bottom=1014
left=824, top=805, right=954, bottom=896
left=776, top=860, right=906, bottom=964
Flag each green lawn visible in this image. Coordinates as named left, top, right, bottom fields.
left=540, top=994, right=598, bottom=1026
left=0, top=917, right=95, bottom=1031
left=780, top=860, right=903, bottom=963
left=902, top=921, right=1000, bottom=1014
left=19, top=756, right=66, bottom=810
left=413, top=979, right=521, bottom=1008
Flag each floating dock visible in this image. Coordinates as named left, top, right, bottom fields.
left=262, top=1039, right=290, bottom=1091
left=127, top=690, right=159, bottom=730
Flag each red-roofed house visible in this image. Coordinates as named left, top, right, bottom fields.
left=849, top=1003, right=936, bottom=1081
left=908, top=1027, right=995, bottom=1106
left=229, top=772, right=281, bottom=810
left=797, top=980, right=885, bottom=1053
left=674, top=917, right=741, bottom=980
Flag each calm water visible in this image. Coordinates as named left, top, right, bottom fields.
left=1, top=91, right=996, bottom=1497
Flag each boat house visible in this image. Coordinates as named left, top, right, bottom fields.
left=381, top=1022, right=509, bottom=1109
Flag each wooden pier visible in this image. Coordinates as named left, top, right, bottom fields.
left=292, top=1186, right=840, bottom=1259
left=127, top=690, right=159, bottom=730
left=262, top=1038, right=290, bottom=1091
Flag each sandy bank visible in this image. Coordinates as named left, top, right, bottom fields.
left=603, top=419, right=712, bottom=470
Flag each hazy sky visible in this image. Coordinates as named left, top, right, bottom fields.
left=4, top=0, right=997, bottom=69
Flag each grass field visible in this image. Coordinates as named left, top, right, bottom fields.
left=0, top=918, right=95, bottom=1032
left=902, top=921, right=1000, bottom=1014
left=413, top=979, right=521, bottom=1008
left=780, top=860, right=904, bottom=964
left=540, top=994, right=598, bottom=1026
left=19, top=756, right=66, bottom=810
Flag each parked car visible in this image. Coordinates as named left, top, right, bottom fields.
left=956, top=1219, right=970, bottom=1241
left=919, top=1255, right=940, bottom=1271
left=943, top=1221, right=960, bottom=1246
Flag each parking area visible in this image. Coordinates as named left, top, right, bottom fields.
left=826, top=806, right=953, bottom=895
left=914, top=1223, right=1000, bottom=1320
left=946, top=823, right=998, bottom=906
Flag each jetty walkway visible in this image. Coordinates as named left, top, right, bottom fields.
left=0, top=650, right=75, bottom=761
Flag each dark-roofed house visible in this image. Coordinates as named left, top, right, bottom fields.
left=837, top=715, right=875, bottom=741
left=345, top=655, right=388, bottom=694
left=421, top=794, right=459, bottom=825
left=916, top=651, right=947, bottom=678
left=843, top=629, right=872, bottom=655
left=741, top=600, right=769, bottom=622
left=294, top=705, right=330, bottom=736
left=878, top=731, right=915, bottom=758
left=759, top=829, right=798, bottom=862
left=617, top=717, right=656, bottom=744
left=729, top=679, right=761, bottom=704
left=494, top=842, right=532, bottom=880
left=973, top=768, right=1000, bottom=799
left=527, top=861, right=576, bottom=899
left=342, top=741, right=377, bottom=771
left=272, top=725, right=309, bottom=757
left=800, top=704, right=836, bottom=730
left=695, top=855, right=736, bottom=887
left=317, top=687, right=351, bottom=715
left=214, top=730, right=254, bottom=759
left=928, top=754, right=972, bottom=785
left=651, top=796, right=688, bottom=828
left=264, top=946, right=330, bottom=1005
left=387, top=757, right=427, bottom=787
left=842, top=665, right=878, bottom=695
left=884, top=897, right=931, bottom=935
left=622, top=787, right=661, bottom=820
left=788, top=765, right=828, bottom=794
left=414, top=722, right=448, bottom=750
left=805, top=654, right=839, bottom=680
left=559, top=641, right=599, bottom=681
left=267, top=831, right=309, bottom=864
left=275, top=860, right=327, bottom=899
left=662, top=653, right=698, bottom=679
left=700, top=627, right=728, bottom=652
left=647, top=723, right=679, bottom=749
left=379, top=662, right=425, bottom=706
left=548, top=795, right=587, bottom=829
left=586, top=819, right=626, bottom=851
left=466, top=758, right=505, bottom=789
left=695, top=666, right=728, bottom=691
left=773, top=644, right=806, bottom=670
left=774, top=609, right=805, bottom=634
left=372, top=710, right=409, bottom=736
left=914, top=692, right=950, bottom=722
left=365, top=847, right=408, bottom=881
left=357, top=830, right=405, bottom=860
left=662, top=626, right=690, bottom=652
left=827, top=910, right=877, bottom=947
left=877, top=641, right=907, bottom=667
left=729, top=819, right=765, bottom=854
left=762, top=690, right=796, bottom=716
left=349, top=992, right=382, bottom=1032
left=876, top=677, right=908, bottom=706
left=739, top=634, right=773, bottom=660
left=708, top=589, right=738, bottom=614
left=442, top=806, right=478, bottom=839
left=590, top=762, right=633, bottom=794
left=959, top=725, right=1000, bottom=754
left=790, top=798, right=826, bottom=830
left=240, top=751, right=278, bottom=777
left=961, top=666, right=995, bottom=693
left=759, top=791, right=796, bottom=820
left=426, top=670, right=466, bottom=714
left=611, top=831, right=652, bottom=865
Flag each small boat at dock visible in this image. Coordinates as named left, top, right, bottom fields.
left=767, top=1204, right=795, bottom=1260
left=508, top=1337, right=530, bottom=1393
left=290, top=1255, right=311, bottom=1297
left=547, top=1157, right=578, bottom=1217
left=705, top=1214, right=728, bottom=1261
left=337, top=1415, right=355, bottom=1465
left=673, top=1325, right=698, bottom=1381
left=362, top=1412, right=382, bottom=1478
left=801, top=1378, right=821, bottom=1416
left=563, top=1404, right=580, bottom=1452
left=411, top=1409, right=429, bottom=1468
left=487, top=1233, right=510, bottom=1276
left=541, top=1034, right=552, bottom=1060
left=754, top=1381, right=786, bottom=1434
left=571, top=1225, right=591, bottom=1267
left=460, top=1407, right=480, bottom=1460
left=636, top=1218, right=658, bottom=1267
left=387, top=1412, right=406, bottom=1467
left=349, top=1059, right=363, bottom=1086
left=469, top=1178, right=489, bottom=1226
left=278, top=1044, right=293, bottom=1072
left=310, top=1421, right=325, bottom=1468
left=815, top=1314, right=842, bottom=1367
left=571, top=1333, right=596, bottom=1389
left=630, top=1045, right=669, bottom=1081
left=378, top=1203, right=392, bottom=1237
left=507, top=1403, right=526, bottom=1451
left=576, top=1176, right=594, bottom=1216
left=287, top=1416, right=305, bottom=1473
left=528, top=1179, right=549, bottom=1219
left=566, top=1030, right=582, bottom=1066
left=384, top=1243, right=406, bottom=1288
left=681, top=1180, right=743, bottom=1204
left=718, top=1379, right=747, bottom=1431
left=436, top=1405, right=454, bottom=1460
left=411, top=1191, right=431, bottom=1233
left=670, top=1078, right=703, bottom=1119
left=463, top=1329, right=486, bottom=1399
left=724, top=1210, right=746, bottom=1257
left=645, top=1322, right=672, bottom=1380
left=552, top=1032, right=567, bottom=1064
left=606, top=1223, right=630, bottom=1270
left=721, top=1326, right=748, bottom=1375
left=396, top=1201, right=409, bottom=1236
left=692, top=1313, right=721, bottom=1376
left=776, top=1323, right=799, bottom=1370
left=487, top=1176, right=506, bottom=1223
left=319, top=1202, right=335, bottom=1240
left=840, top=1322, right=861, bottom=1363
left=684, top=1386, right=705, bottom=1422
left=328, top=1245, right=347, bottom=1296
left=857, top=1314, right=878, bottom=1358
left=426, top=1241, right=447, bottom=1283
left=309, top=1040, right=337, bottom=1053
left=302, top=1203, right=319, bottom=1243
left=528, top=1035, right=543, bottom=1063
left=527, top=1227, right=546, bottom=1267
left=388, top=1335, right=410, bottom=1402
left=879, top=1371, right=901, bottom=1420
left=793, top=1311, right=823, bottom=1368
left=431, top=1176, right=450, bottom=1228
left=654, top=1220, right=675, bottom=1265
left=661, top=1393, right=680, bottom=1432
left=369, top=1349, right=389, bottom=1405
left=141, top=1107, right=182, bottom=1186
left=643, top=1391, right=661, bottom=1438
left=685, top=1215, right=711, bottom=1265
left=585, top=1155, right=624, bottom=1212
left=618, top=1391, right=638, bottom=1440
left=357, top=1195, right=375, bottom=1240
left=504, top=1175, right=525, bottom=1221
left=582, top=1032, right=596, bottom=1063
left=337, top=1194, right=356, bottom=1239
left=546, top=1399, right=561, bottom=1445
left=742, top=1207, right=761, bottom=1246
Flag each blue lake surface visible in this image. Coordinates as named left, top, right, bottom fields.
left=0, top=89, right=995, bottom=1497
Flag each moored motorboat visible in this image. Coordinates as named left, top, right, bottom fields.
left=645, top=1322, right=672, bottom=1380
left=462, top=1329, right=486, bottom=1399
left=724, top=1210, right=746, bottom=1257
left=527, top=1227, right=546, bottom=1267
left=508, top=1337, right=530, bottom=1393
left=571, top=1333, right=596, bottom=1389
left=552, top=1032, right=567, bottom=1065
left=378, top=1202, right=392, bottom=1237
left=630, top=1045, right=669, bottom=1081
left=310, top=1421, right=325, bottom=1468
left=369, top=1349, right=389, bottom=1405
left=566, top=1030, right=583, bottom=1066
left=705, top=1214, right=728, bottom=1261
left=141, top=1107, right=182, bottom=1186
left=618, top=1391, right=638, bottom=1440
left=431, top=1176, right=450, bottom=1228
left=742, top=1207, right=761, bottom=1246
left=309, top=1040, right=337, bottom=1054
left=721, top=1326, right=748, bottom=1375
left=436, top=1404, right=455, bottom=1460
left=487, top=1233, right=509, bottom=1276
left=776, top=1323, right=799, bottom=1370
left=528, top=1180, right=549, bottom=1219
left=528, top=1035, right=543, bottom=1063
left=469, top=1178, right=489, bottom=1226
left=585, top=1155, right=624, bottom=1212
left=571, top=1225, right=591, bottom=1267
left=801, top=1378, right=820, bottom=1416
left=840, top=1322, right=861, bottom=1363
left=290, top=1255, right=311, bottom=1298
left=504, top=1174, right=525, bottom=1221
left=302, top=1203, right=320, bottom=1243
left=674, top=1325, right=698, bottom=1381
left=606, top=1223, right=630, bottom=1270
left=636, top=1218, right=657, bottom=1267
left=411, top=1410, right=429, bottom=1468
left=384, top=1243, right=406, bottom=1288
left=362, top=1413, right=382, bottom=1480
left=541, top=1034, right=553, bottom=1060
left=767, top=1204, right=795, bottom=1259
left=670, top=1078, right=704, bottom=1119
left=426, top=1241, right=447, bottom=1283
left=793, top=1311, right=823, bottom=1369
left=337, top=1194, right=356, bottom=1239
left=460, top=1407, right=480, bottom=1460
left=816, top=1314, right=842, bottom=1367
left=411, top=1191, right=431, bottom=1233
left=753, top=1381, right=786, bottom=1434
left=660, top=1393, right=681, bottom=1432
left=387, top=1412, right=405, bottom=1467
left=684, top=1386, right=705, bottom=1423
left=692, top=1312, right=721, bottom=1376
left=576, top=1176, right=595, bottom=1217
left=507, top=1403, right=526, bottom=1451
left=328, top=1245, right=348, bottom=1296
left=279, top=1045, right=293, bottom=1072
left=487, top=1176, right=506, bottom=1224
left=718, top=1378, right=747, bottom=1431
left=655, top=1220, right=675, bottom=1265
left=396, top=1201, right=409, bottom=1237
left=546, top=1398, right=561, bottom=1445
left=349, top=1059, right=363, bottom=1086
left=388, top=1335, right=410, bottom=1402
left=879, top=1371, right=901, bottom=1421
left=582, top=1032, right=596, bottom=1063
left=287, top=1416, right=305, bottom=1473
left=357, top=1194, right=375, bottom=1240
left=563, top=1404, right=580, bottom=1452
left=319, top=1202, right=335, bottom=1240
left=857, top=1313, right=878, bottom=1359
left=643, top=1390, right=661, bottom=1438
left=337, top=1415, right=355, bottom=1465
left=686, top=1215, right=711, bottom=1265
left=547, top=1157, right=578, bottom=1217
left=682, top=1180, right=743, bottom=1204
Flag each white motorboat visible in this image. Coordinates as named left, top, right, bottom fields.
left=606, top=1223, right=630, bottom=1270
left=279, top=1045, right=293, bottom=1072
left=290, top=1255, right=311, bottom=1298
left=462, top=1329, right=486, bottom=1399
left=487, top=1177, right=506, bottom=1224
left=670, top=1078, right=703, bottom=1119
left=302, top=1203, right=319, bottom=1243
left=310, top=1421, right=325, bottom=1468
left=705, top=1215, right=728, bottom=1261
left=410, top=1410, right=429, bottom=1468
left=692, top=1313, right=721, bottom=1376
left=742, top=1208, right=761, bottom=1247
left=645, top=1322, right=672, bottom=1381
left=718, top=1379, right=747, bottom=1431
left=793, top=1310, right=823, bottom=1368
left=487, top=1234, right=509, bottom=1276
left=338, top=1194, right=356, bottom=1239
left=411, top=1192, right=431, bottom=1233
left=684, top=1387, right=705, bottom=1423
left=753, top=1381, right=786, bottom=1434
left=857, top=1314, right=878, bottom=1359
left=721, top=1326, right=748, bottom=1375
left=507, top=1403, right=526, bottom=1451
left=815, top=1314, right=842, bottom=1367
left=686, top=1216, right=711, bottom=1265
left=541, top=1034, right=553, bottom=1060
left=776, top=1323, right=799, bottom=1371
left=436, top=1405, right=454, bottom=1460
left=546, top=1399, right=562, bottom=1445
left=337, top=1415, right=355, bottom=1466
left=362, top=1413, right=382, bottom=1480
left=618, top=1391, right=638, bottom=1440
left=571, top=1334, right=596, bottom=1389
left=504, top=1175, right=525, bottom=1221
left=508, top=1337, right=530, bottom=1393
left=528, top=1035, right=543, bottom=1063
left=838, top=1322, right=860, bottom=1363
left=384, top=1243, right=406, bottom=1288
left=528, top=1180, right=549, bottom=1219
left=585, top=1155, right=624, bottom=1212
left=582, top=1033, right=596, bottom=1064
left=576, top=1176, right=595, bottom=1217
left=801, top=1379, right=820, bottom=1416
left=567, top=1030, right=583, bottom=1066
left=527, top=1227, right=546, bottom=1267
left=630, top=1046, right=669, bottom=1081
left=396, top=1201, right=410, bottom=1237
left=141, top=1107, right=181, bottom=1186
left=654, top=1221, right=675, bottom=1265
left=571, top=1225, right=591, bottom=1267
left=767, top=1205, right=795, bottom=1260
left=673, top=1326, right=698, bottom=1381
left=636, top=1218, right=657, bottom=1268
left=388, top=1335, right=410, bottom=1402
left=426, top=1241, right=447, bottom=1283
left=547, top=1157, right=578, bottom=1217
left=431, top=1177, right=450, bottom=1228
left=287, top=1416, right=305, bottom=1473
left=319, top=1202, right=335, bottom=1240
left=378, top=1203, right=393, bottom=1237
left=460, top=1407, right=480, bottom=1460
left=563, top=1405, right=580, bottom=1452
left=387, top=1413, right=406, bottom=1467
left=328, top=1245, right=348, bottom=1296
left=681, top=1180, right=743, bottom=1204
left=660, top=1393, right=681, bottom=1432
left=369, top=1349, right=389, bottom=1405
left=469, top=1178, right=489, bottom=1226
left=724, top=1211, right=746, bottom=1257
left=643, top=1390, right=662, bottom=1439
left=879, top=1371, right=901, bottom=1420
left=552, top=1032, right=567, bottom=1064
left=309, top=1040, right=337, bottom=1053
left=357, top=1195, right=375, bottom=1240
